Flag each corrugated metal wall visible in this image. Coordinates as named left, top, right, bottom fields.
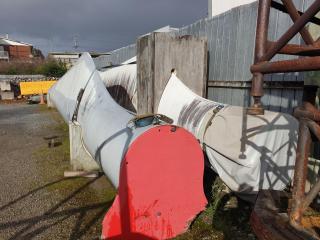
left=175, top=0, right=314, bottom=114
left=94, top=44, right=136, bottom=69
left=97, top=0, right=315, bottom=114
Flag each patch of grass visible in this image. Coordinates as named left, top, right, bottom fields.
left=37, top=105, right=54, bottom=112
left=175, top=178, right=256, bottom=240
left=36, top=106, right=68, bottom=133
left=32, top=109, right=116, bottom=203
left=175, top=205, right=224, bottom=240
left=0, top=59, right=67, bottom=77
left=32, top=135, right=70, bottom=184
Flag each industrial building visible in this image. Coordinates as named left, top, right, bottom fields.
left=0, top=37, right=33, bottom=61
left=48, top=52, right=110, bottom=68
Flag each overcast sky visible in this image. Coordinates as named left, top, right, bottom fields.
left=1, top=0, right=208, bottom=55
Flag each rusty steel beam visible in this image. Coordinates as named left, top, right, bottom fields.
left=290, top=119, right=312, bottom=225
left=249, top=0, right=320, bottom=115
left=255, top=0, right=272, bottom=62
left=249, top=0, right=320, bottom=235
left=271, top=0, right=320, bottom=26
left=269, top=41, right=320, bottom=56
left=290, top=87, right=319, bottom=228
left=303, top=177, right=320, bottom=211
left=261, top=0, right=320, bottom=62
left=306, top=120, right=320, bottom=142
left=303, top=87, right=318, bottom=106
left=248, top=0, right=271, bottom=115
left=280, top=45, right=320, bottom=56
left=208, top=79, right=304, bottom=89
left=314, top=36, right=320, bottom=47
left=251, top=56, right=320, bottom=74
left=295, top=107, right=320, bottom=122
left=296, top=120, right=320, bottom=213
left=251, top=190, right=320, bottom=240
left=281, top=0, right=314, bottom=45
left=248, top=73, right=265, bottom=115
left=303, top=119, right=320, bottom=214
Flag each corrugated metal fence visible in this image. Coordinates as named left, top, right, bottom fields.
left=94, top=44, right=136, bottom=69
left=96, top=0, right=315, bottom=114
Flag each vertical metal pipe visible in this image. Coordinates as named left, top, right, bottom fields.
left=290, top=86, right=317, bottom=226
left=249, top=0, right=271, bottom=115
left=251, top=73, right=264, bottom=107
left=303, top=176, right=320, bottom=211
left=255, top=0, right=271, bottom=62
left=290, top=119, right=311, bottom=225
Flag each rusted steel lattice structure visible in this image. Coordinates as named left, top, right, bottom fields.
left=249, top=0, right=320, bottom=239
left=248, top=0, right=320, bottom=115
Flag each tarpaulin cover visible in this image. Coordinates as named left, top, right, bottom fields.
left=158, top=74, right=299, bottom=193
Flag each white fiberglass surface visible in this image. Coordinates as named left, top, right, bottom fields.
left=48, top=53, right=149, bottom=187
left=158, top=73, right=298, bottom=193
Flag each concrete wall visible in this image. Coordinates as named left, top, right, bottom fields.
left=0, top=81, right=11, bottom=91
left=137, top=32, right=207, bottom=114
left=0, top=91, right=14, bottom=100
left=69, top=122, right=100, bottom=171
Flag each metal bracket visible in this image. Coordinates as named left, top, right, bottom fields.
left=198, top=105, right=224, bottom=145
left=72, top=88, right=85, bottom=122
left=127, top=114, right=174, bottom=128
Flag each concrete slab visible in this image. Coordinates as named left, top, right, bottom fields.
left=0, top=91, right=14, bottom=100
left=69, top=121, right=100, bottom=172
left=0, top=81, right=11, bottom=91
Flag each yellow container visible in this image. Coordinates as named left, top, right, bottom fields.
left=20, top=81, right=57, bottom=96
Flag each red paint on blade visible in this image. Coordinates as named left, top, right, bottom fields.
left=102, top=125, right=207, bottom=239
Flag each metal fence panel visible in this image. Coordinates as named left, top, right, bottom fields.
left=97, top=0, right=312, bottom=113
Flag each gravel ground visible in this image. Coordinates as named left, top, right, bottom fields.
left=0, top=103, right=116, bottom=240
left=0, top=103, right=256, bottom=240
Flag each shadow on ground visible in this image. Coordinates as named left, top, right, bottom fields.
left=0, top=177, right=113, bottom=239
left=0, top=105, right=116, bottom=240
left=0, top=176, right=114, bottom=240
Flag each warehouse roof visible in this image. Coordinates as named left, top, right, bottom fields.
left=0, top=37, right=32, bottom=47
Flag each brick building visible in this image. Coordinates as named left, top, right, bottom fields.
left=0, top=37, right=33, bottom=61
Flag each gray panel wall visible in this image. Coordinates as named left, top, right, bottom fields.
left=94, top=44, right=136, bottom=69
left=174, top=0, right=313, bottom=114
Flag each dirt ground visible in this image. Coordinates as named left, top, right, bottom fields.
left=0, top=103, right=116, bottom=240
left=0, top=102, right=256, bottom=240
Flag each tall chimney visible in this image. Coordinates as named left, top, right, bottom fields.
left=5, top=34, right=9, bottom=39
